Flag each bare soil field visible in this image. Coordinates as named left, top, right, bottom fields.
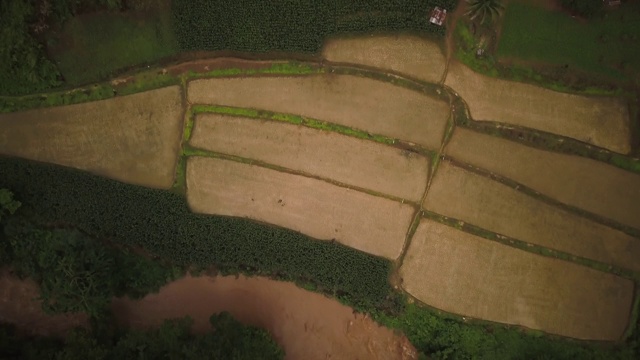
left=0, top=86, right=184, bottom=189
left=424, top=161, right=640, bottom=272
left=112, top=275, right=418, bottom=360
left=186, top=157, right=414, bottom=260
left=0, top=270, right=416, bottom=360
left=0, top=269, right=88, bottom=337
left=190, top=114, right=430, bottom=201
left=188, top=74, right=450, bottom=150
left=445, top=61, right=630, bottom=153
left=322, top=35, right=446, bottom=83
left=400, top=219, right=634, bottom=341
left=445, top=128, right=640, bottom=229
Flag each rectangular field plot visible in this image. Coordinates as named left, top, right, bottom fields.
left=0, top=86, right=184, bottom=189
left=188, top=74, right=450, bottom=150
left=445, top=128, right=640, bottom=230
left=445, top=62, right=630, bottom=153
left=424, top=161, right=640, bottom=272
left=400, top=219, right=634, bottom=341
left=186, top=157, right=414, bottom=259
left=322, top=35, right=446, bottom=83
left=190, top=114, right=429, bottom=201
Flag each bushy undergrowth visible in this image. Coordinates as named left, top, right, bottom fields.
left=0, top=313, right=284, bottom=360
left=172, top=0, right=456, bottom=53
left=0, top=157, right=398, bottom=313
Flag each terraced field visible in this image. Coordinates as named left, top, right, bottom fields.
left=0, top=86, right=183, bottom=188
left=190, top=114, right=430, bottom=201
left=1, top=35, right=639, bottom=350
left=445, top=61, right=631, bottom=153
left=322, top=34, right=447, bottom=83
left=400, top=219, right=634, bottom=341
left=188, top=73, right=451, bottom=149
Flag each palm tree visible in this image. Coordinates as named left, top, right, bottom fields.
left=465, top=0, right=505, bottom=24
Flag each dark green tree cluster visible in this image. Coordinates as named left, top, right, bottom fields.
left=172, top=0, right=457, bottom=53
left=558, top=0, right=603, bottom=18
left=0, top=157, right=400, bottom=313
left=0, top=313, right=284, bottom=360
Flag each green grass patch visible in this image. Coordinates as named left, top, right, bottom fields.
left=496, top=1, right=640, bottom=82
left=47, top=9, right=179, bottom=86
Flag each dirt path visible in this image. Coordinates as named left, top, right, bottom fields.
left=441, top=0, right=468, bottom=84
left=0, top=271, right=417, bottom=360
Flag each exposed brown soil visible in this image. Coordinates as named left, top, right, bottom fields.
left=0, top=269, right=88, bottom=338
left=185, top=157, right=414, bottom=260
left=0, top=86, right=184, bottom=189
left=190, top=114, right=430, bottom=201
left=0, top=270, right=418, bottom=360
left=112, top=275, right=418, bottom=360
left=400, top=219, right=634, bottom=341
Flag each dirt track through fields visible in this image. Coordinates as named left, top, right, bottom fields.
left=188, top=74, right=450, bottom=150
left=400, top=219, right=634, bottom=341
left=322, top=35, right=446, bottom=83
left=424, top=161, right=640, bottom=271
left=445, top=128, right=640, bottom=229
left=186, top=157, right=414, bottom=260
left=0, top=86, right=184, bottom=189
left=190, top=114, right=430, bottom=201
left=445, top=61, right=631, bottom=153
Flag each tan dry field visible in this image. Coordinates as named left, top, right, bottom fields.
left=190, top=114, right=430, bottom=201
left=445, top=61, right=630, bottom=153
left=112, top=275, right=418, bottom=360
left=0, top=86, right=184, bottom=189
left=400, top=219, right=634, bottom=341
left=445, top=128, right=640, bottom=230
left=424, top=161, right=640, bottom=272
left=0, top=269, right=88, bottom=337
left=188, top=74, right=450, bottom=150
left=186, top=157, right=414, bottom=260
left=322, top=34, right=446, bottom=83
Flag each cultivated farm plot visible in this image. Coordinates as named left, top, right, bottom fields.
left=400, top=219, right=634, bottom=341
left=322, top=34, right=446, bottom=83
left=190, top=114, right=429, bottom=201
left=445, top=128, right=640, bottom=230
left=445, top=62, right=630, bottom=153
left=0, top=86, right=184, bottom=189
left=186, top=157, right=415, bottom=260
left=425, top=161, right=640, bottom=272
left=188, top=74, right=450, bottom=150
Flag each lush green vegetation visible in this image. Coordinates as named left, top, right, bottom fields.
left=496, top=1, right=640, bottom=82
left=558, top=0, right=603, bottom=18
left=172, top=0, right=456, bottom=54
left=1, top=157, right=638, bottom=359
left=0, top=313, right=284, bottom=360
left=0, top=157, right=400, bottom=313
left=48, top=10, right=178, bottom=86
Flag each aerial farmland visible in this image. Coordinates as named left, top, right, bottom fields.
left=0, top=0, right=639, bottom=358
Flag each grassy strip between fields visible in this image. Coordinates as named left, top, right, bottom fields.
left=0, top=62, right=319, bottom=114
left=1, top=156, right=638, bottom=359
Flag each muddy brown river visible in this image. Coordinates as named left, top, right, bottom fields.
left=0, top=271, right=417, bottom=360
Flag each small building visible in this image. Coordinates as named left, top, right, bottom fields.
left=430, top=7, right=447, bottom=26
left=604, top=0, right=622, bottom=6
